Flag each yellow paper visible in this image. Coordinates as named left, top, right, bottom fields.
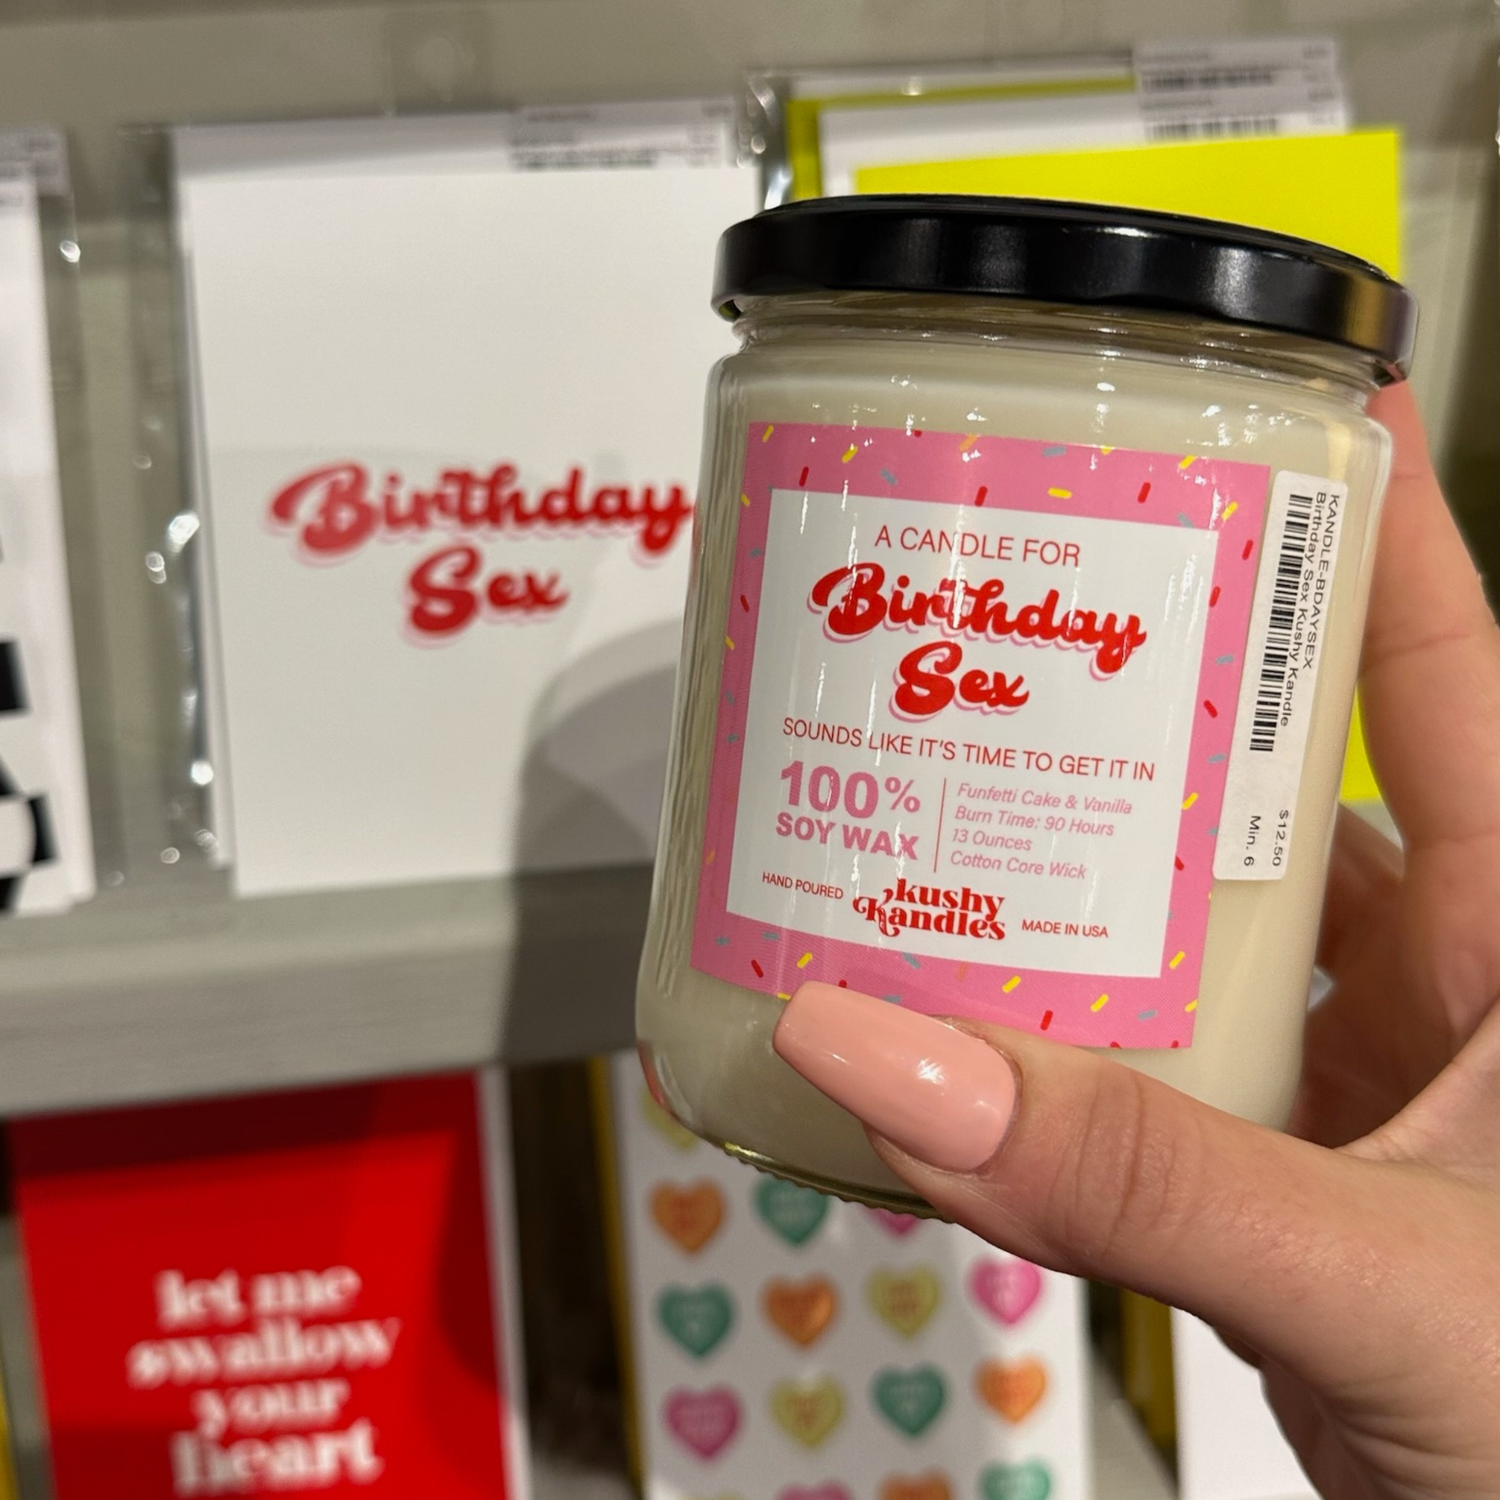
left=855, top=129, right=1399, bottom=797
left=587, top=1057, right=644, bottom=1486
left=0, top=1369, right=18, bottom=1500
left=1341, top=693, right=1381, bottom=802
left=855, top=129, right=1401, bottom=275
left=1120, top=1290, right=1177, bottom=1456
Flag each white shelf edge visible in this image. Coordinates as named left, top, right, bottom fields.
left=0, top=864, right=651, bottom=1115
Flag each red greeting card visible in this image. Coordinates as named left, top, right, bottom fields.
left=10, top=1071, right=528, bottom=1499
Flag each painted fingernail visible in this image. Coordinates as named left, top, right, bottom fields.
left=773, top=982, right=1016, bottom=1173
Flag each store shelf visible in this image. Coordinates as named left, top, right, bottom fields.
left=0, top=864, right=650, bottom=1117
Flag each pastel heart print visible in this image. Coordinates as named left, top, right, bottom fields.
left=754, top=1176, right=830, bottom=1246
left=763, top=1276, right=838, bottom=1347
left=967, top=1256, right=1043, bottom=1327
left=651, top=1181, right=725, bottom=1254
left=663, top=1386, right=742, bottom=1460
left=976, top=1358, right=1048, bottom=1424
left=871, top=1365, right=947, bottom=1438
left=770, top=1376, right=845, bottom=1448
left=868, top=1208, right=922, bottom=1238
left=778, top=1485, right=854, bottom=1500
left=657, top=1285, right=734, bottom=1358
left=979, top=1461, right=1051, bottom=1500
left=640, top=1086, right=699, bottom=1151
left=879, top=1473, right=951, bottom=1500
left=867, top=1267, right=941, bottom=1338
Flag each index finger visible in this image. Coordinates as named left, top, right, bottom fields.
left=1358, top=382, right=1500, bottom=853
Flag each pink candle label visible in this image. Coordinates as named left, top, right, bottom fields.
left=691, top=422, right=1270, bottom=1048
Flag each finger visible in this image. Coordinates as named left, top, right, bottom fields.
left=774, top=983, right=1400, bottom=1385
left=1296, top=807, right=1412, bottom=1145
left=1360, top=383, right=1500, bottom=853
left=1367, top=998, right=1500, bottom=1184
left=1216, top=1327, right=1264, bottom=1369
left=1292, top=977, right=1423, bottom=1147
left=1258, top=1363, right=1361, bottom=1500
left=1315, top=804, right=1402, bottom=978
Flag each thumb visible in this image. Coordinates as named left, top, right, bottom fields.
left=774, top=982, right=1381, bottom=1373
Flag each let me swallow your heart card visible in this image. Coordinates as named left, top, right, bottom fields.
left=601, top=1052, right=1092, bottom=1500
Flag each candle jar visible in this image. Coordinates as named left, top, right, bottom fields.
left=637, top=196, right=1415, bottom=1208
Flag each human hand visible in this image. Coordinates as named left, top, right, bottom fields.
left=772, top=382, right=1500, bottom=1500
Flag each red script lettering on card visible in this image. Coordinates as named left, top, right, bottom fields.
left=266, top=461, right=692, bottom=638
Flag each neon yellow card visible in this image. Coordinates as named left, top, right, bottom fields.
left=1341, top=693, right=1381, bottom=802
left=855, top=128, right=1401, bottom=275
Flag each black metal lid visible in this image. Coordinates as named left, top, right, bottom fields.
left=713, top=195, right=1416, bottom=378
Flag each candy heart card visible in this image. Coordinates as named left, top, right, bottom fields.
left=173, top=105, right=755, bottom=896
left=601, top=1051, right=1091, bottom=1500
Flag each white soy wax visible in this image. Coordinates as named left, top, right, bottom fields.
left=638, top=201, right=1413, bottom=1208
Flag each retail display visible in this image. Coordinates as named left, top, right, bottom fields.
left=0, top=9, right=1483, bottom=1493
left=11, top=1072, right=528, bottom=1499
left=602, top=1051, right=1091, bottom=1500
left=638, top=195, right=1413, bottom=1203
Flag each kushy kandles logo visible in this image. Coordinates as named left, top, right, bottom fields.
left=808, top=562, right=1148, bottom=719
left=266, top=462, right=691, bottom=638
left=854, top=876, right=1007, bottom=940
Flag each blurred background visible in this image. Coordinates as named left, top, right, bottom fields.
left=0, top=2, right=1492, bottom=1498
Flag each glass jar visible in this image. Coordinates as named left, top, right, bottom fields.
left=638, top=196, right=1416, bottom=1209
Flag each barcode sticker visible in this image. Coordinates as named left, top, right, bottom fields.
left=1135, top=38, right=1342, bottom=93
left=507, top=99, right=738, bottom=170
left=1143, top=109, right=1347, bottom=142
left=1146, top=116, right=1284, bottom=141
left=1134, top=37, right=1350, bottom=142
left=0, top=129, right=70, bottom=197
left=1214, top=472, right=1347, bottom=880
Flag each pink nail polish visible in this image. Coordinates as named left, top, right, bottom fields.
left=773, top=982, right=1016, bottom=1174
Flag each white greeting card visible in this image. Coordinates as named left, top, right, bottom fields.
left=1172, top=1310, right=1314, bottom=1500
left=174, top=110, right=755, bottom=896
left=0, top=167, right=93, bottom=913
left=606, top=1051, right=1092, bottom=1500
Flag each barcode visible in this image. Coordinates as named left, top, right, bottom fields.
left=510, top=144, right=725, bottom=170
left=1145, top=115, right=1282, bottom=141
left=1249, top=491, right=1314, bottom=753
left=512, top=147, right=662, bottom=170
left=1140, top=67, right=1283, bottom=92
left=1215, top=470, right=1346, bottom=882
